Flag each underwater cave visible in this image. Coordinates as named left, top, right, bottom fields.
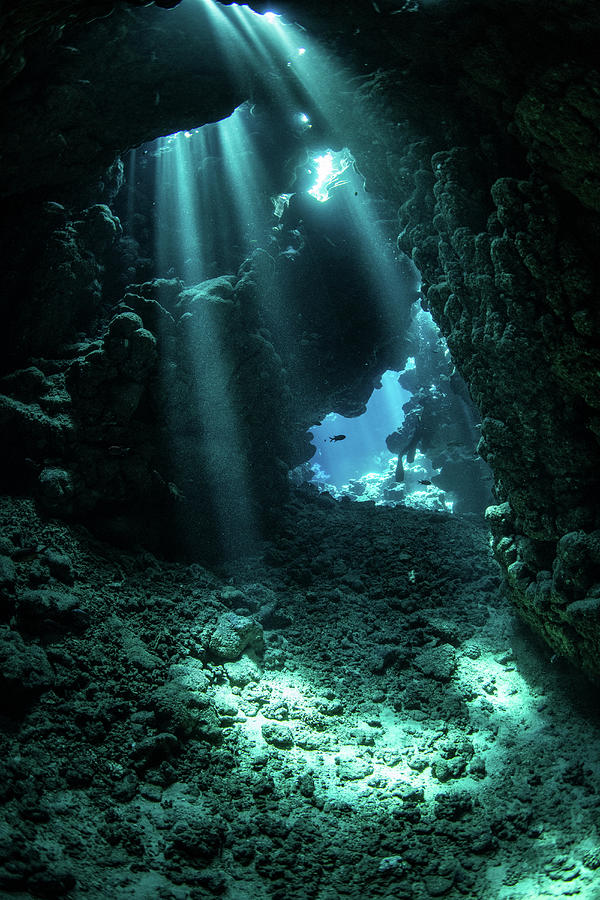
left=1, top=0, right=600, bottom=898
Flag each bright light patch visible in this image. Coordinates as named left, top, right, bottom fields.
left=155, top=127, right=203, bottom=154
left=294, top=112, right=312, bottom=134
left=298, top=47, right=306, bottom=55
left=309, top=153, right=334, bottom=203
left=308, top=148, right=354, bottom=203
left=272, top=192, right=293, bottom=219
left=264, top=11, right=280, bottom=23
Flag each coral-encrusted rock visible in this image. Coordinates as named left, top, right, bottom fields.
left=44, top=549, right=74, bottom=584
left=103, top=313, right=158, bottom=377
left=152, top=665, right=220, bottom=741
left=553, top=531, right=600, bottom=597
left=414, top=645, right=457, bottom=682
left=209, top=613, right=265, bottom=662
left=0, top=367, right=50, bottom=402
left=392, top=109, right=600, bottom=676
left=120, top=291, right=176, bottom=341
left=261, top=722, right=294, bottom=749
left=15, top=589, right=89, bottom=633
left=225, top=654, right=262, bottom=687
left=1, top=204, right=111, bottom=365
left=166, top=816, right=226, bottom=863
left=76, top=204, right=122, bottom=253
left=0, top=395, right=71, bottom=463
left=0, top=555, right=16, bottom=592
left=514, top=66, right=600, bottom=213
left=488, top=509, right=600, bottom=677
left=0, top=366, right=74, bottom=499
left=66, top=312, right=157, bottom=428
left=0, top=627, right=54, bottom=710
left=37, top=467, right=74, bottom=515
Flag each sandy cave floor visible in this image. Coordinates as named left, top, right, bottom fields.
left=1, top=491, right=600, bottom=900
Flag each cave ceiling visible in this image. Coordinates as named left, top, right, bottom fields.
left=1, top=0, right=599, bottom=209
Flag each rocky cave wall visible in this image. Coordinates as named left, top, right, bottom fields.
left=1, top=0, right=600, bottom=676
left=331, top=0, right=600, bottom=678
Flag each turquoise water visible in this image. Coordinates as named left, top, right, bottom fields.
left=309, top=370, right=412, bottom=486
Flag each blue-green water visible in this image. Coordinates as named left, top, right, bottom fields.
left=310, top=370, right=411, bottom=486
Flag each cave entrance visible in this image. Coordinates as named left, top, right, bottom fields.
left=301, top=367, right=415, bottom=498
left=301, top=365, right=449, bottom=510
left=296, top=307, right=494, bottom=515
left=114, top=0, right=494, bottom=556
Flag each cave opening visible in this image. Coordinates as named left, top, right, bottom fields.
left=109, top=0, right=503, bottom=554
left=301, top=307, right=494, bottom=516
left=126, top=96, right=494, bottom=522
left=302, top=368, right=412, bottom=496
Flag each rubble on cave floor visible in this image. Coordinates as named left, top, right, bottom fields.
left=1, top=492, right=599, bottom=900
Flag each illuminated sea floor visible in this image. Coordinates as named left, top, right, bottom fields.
left=1, top=493, right=599, bottom=899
